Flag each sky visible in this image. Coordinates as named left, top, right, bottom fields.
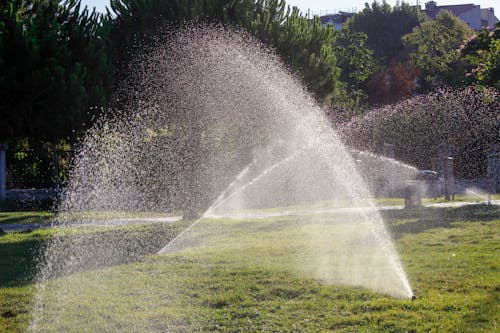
left=81, top=0, right=499, bottom=18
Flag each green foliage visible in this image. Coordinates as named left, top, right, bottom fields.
left=346, top=1, right=425, bottom=65
left=403, top=10, right=474, bottom=90
left=255, top=10, right=343, bottom=105
left=106, top=0, right=344, bottom=105
left=344, top=1, right=424, bottom=105
left=0, top=0, right=113, bottom=141
left=0, top=0, right=113, bottom=188
left=365, top=60, right=418, bottom=105
left=0, top=211, right=54, bottom=225
left=461, top=23, right=500, bottom=89
left=333, top=30, right=376, bottom=106
left=2, top=138, right=72, bottom=189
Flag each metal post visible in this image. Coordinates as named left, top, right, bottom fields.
left=404, top=182, right=422, bottom=208
left=444, top=157, right=454, bottom=201
left=382, top=143, right=396, bottom=159
left=0, top=144, right=7, bottom=201
left=487, top=148, right=499, bottom=195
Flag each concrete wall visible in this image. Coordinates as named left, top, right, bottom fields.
left=481, top=8, right=499, bottom=29
left=459, top=6, right=482, bottom=30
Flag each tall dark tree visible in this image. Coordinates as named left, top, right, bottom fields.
left=344, top=1, right=425, bottom=105
left=0, top=0, right=113, bottom=188
left=251, top=6, right=342, bottom=105
left=106, top=0, right=343, bottom=106
left=0, top=0, right=113, bottom=142
left=346, top=1, right=425, bottom=66
left=332, top=30, right=376, bottom=107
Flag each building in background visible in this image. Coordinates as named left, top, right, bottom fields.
left=480, top=7, right=499, bottom=28
left=319, top=11, right=355, bottom=30
left=423, top=1, right=498, bottom=30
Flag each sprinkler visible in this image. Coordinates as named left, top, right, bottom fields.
left=411, top=295, right=417, bottom=300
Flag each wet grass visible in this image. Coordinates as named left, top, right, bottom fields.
left=422, top=193, right=500, bottom=204
left=0, top=220, right=190, bottom=332
left=0, top=230, right=53, bottom=287
left=0, top=229, right=51, bottom=332
left=210, top=194, right=500, bottom=215
left=1, top=193, right=496, bottom=225
left=0, top=212, right=54, bottom=225
left=57, top=210, right=180, bottom=221
left=0, top=211, right=182, bottom=226
left=0, top=205, right=499, bottom=332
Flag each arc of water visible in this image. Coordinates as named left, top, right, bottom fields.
left=332, top=149, right=414, bottom=297
left=365, top=218, right=414, bottom=297
left=349, top=148, right=418, bottom=173
left=157, top=216, right=203, bottom=254
left=159, top=147, right=310, bottom=254
left=205, top=165, right=252, bottom=215
left=160, top=144, right=415, bottom=297
left=204, top=147, right=310, bottom=216
left=158, top=161, right=254, bottom=254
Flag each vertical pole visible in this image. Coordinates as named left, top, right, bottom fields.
left=382, top=143, right=395, bottom=159
left=487, top=148, right=499, bottom=202
left=0, top=144, right=7, bottom=201
left=493, top=149, right=499, bottom=194
left=444, top=157, right=454, bottom=201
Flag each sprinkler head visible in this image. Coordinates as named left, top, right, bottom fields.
left=411, top=295, right=417, bottom=301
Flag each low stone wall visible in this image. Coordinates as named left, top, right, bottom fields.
left=5, top=188, right=59, bottom=200
left=2, top=188, right=60, bottom=210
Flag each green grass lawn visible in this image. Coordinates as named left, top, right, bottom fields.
left=208, top=193, right=500, bottom=215
left=0, top=211, right=182, bottom=226
left=0, top=212, right=54, bottom=225
left=1, top=192, right=497, bottom=225
left=0, top=204, right=499, bottom=332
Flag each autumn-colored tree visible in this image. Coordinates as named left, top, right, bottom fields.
left=366, top=61, right=418, bottom=105
left=345, top=1, right=424, bottom=105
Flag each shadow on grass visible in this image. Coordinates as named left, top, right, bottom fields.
left=0, top=221, right=189, bottom=287
left=0, top=212, right=53, bottom=225
left=0, top=234, right=44, bottom=287
left=383, top=204, right=500, bottom=239
left=1, top=205, right=498, bottom=287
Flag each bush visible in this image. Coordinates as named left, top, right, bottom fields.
left=340, top=86, right=499, bottom=178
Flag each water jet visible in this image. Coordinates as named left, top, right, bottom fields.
left=30, top=26, right=414, bottom=332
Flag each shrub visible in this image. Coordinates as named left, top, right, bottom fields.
left=340, top=86, right=499, bottom=178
